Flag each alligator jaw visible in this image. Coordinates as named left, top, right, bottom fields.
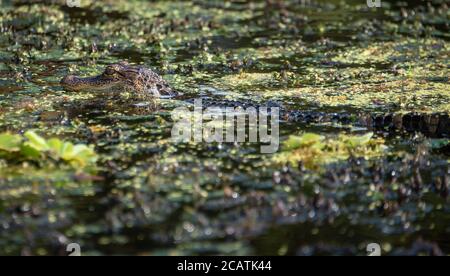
left=60, top=75, right=123, bottom=92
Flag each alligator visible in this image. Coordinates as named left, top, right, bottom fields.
left=61, top=61, right=176, bottom=97
left=61, top=62, right=449, bottom=137
left=189, top=98, right=449, bottom=138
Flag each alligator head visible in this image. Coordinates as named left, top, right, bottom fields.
left=60, top=61, right=175, bottom=97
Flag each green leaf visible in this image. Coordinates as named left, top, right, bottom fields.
left=0, top=131, right=98, bottom=171
left=0, top=133, right=22, bottom=152
left=299, top=133, right=323, bottom=145
left=20, top=144, right=41, bottom=159
left=284, top=133, right=324, bottom=150
left=70, top=145, right=98, bottom=167
left=48, top=138, right=77, bottom=161
left=47, top=138, right=64, bottom=156
left=60, top=142, right=76, bottom=161
left=24, top=131, right=49, bottom=151
left=48, top=138, right=97, bottom=168
left=345, top=132, right=373, bottom=148
left=284, top=136, right=304, bottom=150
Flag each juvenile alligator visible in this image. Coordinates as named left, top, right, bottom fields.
left=61, top=62, right=449, bottom=137
left=61, top=61, right=176, bottom=97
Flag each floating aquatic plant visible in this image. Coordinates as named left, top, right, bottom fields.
left=275, top=132, right=387, bottom=170
left=0, top=131, right=98, bottom=170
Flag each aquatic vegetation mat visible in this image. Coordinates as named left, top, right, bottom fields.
left=275, top=132, right=387, bottom=170
left=0, top=0, right=449, bottom=255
